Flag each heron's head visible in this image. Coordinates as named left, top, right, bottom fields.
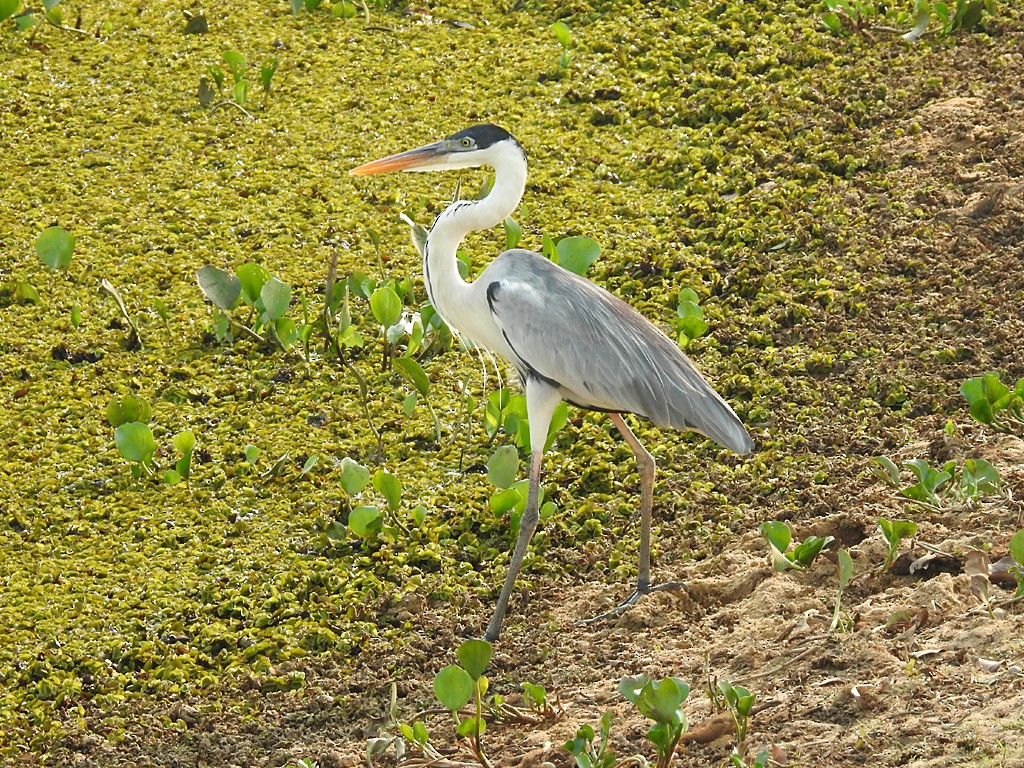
left=350, top=124, right=524, bottom=175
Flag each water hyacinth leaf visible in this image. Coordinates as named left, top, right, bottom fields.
left=163, top=469, right=182, bottom=486
left=276, top=317, right=298, bottom=347
left=197, top=266, right=241, bottom=310
left=838, top=548, right=854, bottom=588
left=555, top=236, right=600, bottom=276
left=402, top=392, right=417, bottom=419
left=619, top=674, right=650, bottom=705
left=486, top=445, right=519, bottom=489
left=1010, top=530, right=1024, bottom=567
left=235, top=263, right=270, bottom=307
left=173, top=430, right=196, bottom=480
left=260, top=277, right=291, bottom=322
left=434, top=665, right=474, bottom=712
left=522, top=682, right=547, bottom=710
left=348, top=505, right=380, bottom=537
left=490, top=486, right=522, bottom=515
left=0, top=0, right=20, bottom=22
left=332, top=1, right=357, bottom=18
left=36, top=226, right=75, bottom=270
left=231, top=79, right=249, bottom=106
left=370, top=286, right=403, bottom=327
left=457, top=639, right=492, bottom=680
left=107, top=394, right=152, bottom=427
left=114, top=422, right=156, bottom=465
left=372, top=470, right=402, bottom=510
left=222, top=49, right=246, bottom=83
left=260, top=56, right=279, bottom=93
left=244, top=444, right=259, bottom=464
left=758, top=520, right=792, bottom=553
left=340, top=456, right=370, bottom=495
left=503, top=216, right=522, bottom=250
left=636, top=677, right=689, bottom=724
left=300, top=455, right=319, bottom=476
left=551, top=20, right=571, bottom=48
left=456, top=716, right=485, bottom=737
left=962, top=458, right=1000, bottom=495
left=870, top=455, right=901, bottom=487
left=393, top=357, right=430, bottom=397
left=791, top=535, right=834, bottom=567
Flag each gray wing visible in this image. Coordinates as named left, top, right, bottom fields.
left=481, top=249, right=753, bottom=454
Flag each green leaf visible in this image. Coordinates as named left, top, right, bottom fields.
left=791, top=535, right=834, bottom=568
left=348, top=505, right=380, bottom=537
left=503, top=216, right=523, bottom=250
left=393, top=357, right=430, bottom=397
left=551, top=20, right=571, bottom=48
left=35, top=226, right=76, bottom=270
left=260, top=277, right=291, bottom=322
left=231, top=79, right=249, bottom=106
left=902, top=2, right=931, bottom=41
left=434, top=665, right=474, bottom=711
left=260, top=56, right=279, bottom=93
left=222, top=50, right=246, bottom=83
left=107, top=394, right=152, bottom=427
left=456, top=716, right=485, bottom=737
left=870, top=456, right=902, bottom=487
left=486, top=445, right=520, bottom=489
left=370, top=286, right=403, bottom=327
left=758, top=521, right=792, bottom=554
left=636, top=677, right=689, bottom=724
left=822, top=10, right=843, bottom=34
left=197, top=266, right=242, bottom=310
left=555, top=236, right=601, bottom=276
left=236, top=263, right=271, bottom=307
left=340, top=456, right=370, bottom=495
left=837, top=548, right=854, bottom=588
left=300, top=455, right=319, bottom=477
left=402, top=392, right=418, bottom=419
left=521, top=682, right=547, bottom=710
left=619, top=674, right=650, bottom=705
left=332, top=0, right=357, bottom=18
left=244, top=444, right=260, bottom=464
left=0, top=0, right=20, bottom=22
left=372, top=470, right=402, bottom=510
left=490, top=486, right=522, bottom=515
left=457, top=639, right=492, bottom=680
left=961, top=0, right=985, bottom=29
left=163, top=469, right=182, bottom=486
left=1009, top=530, right=1024, bottom=567
left=114, top=422, right=156, bottom=465
left=172, top=430, right=196, bottom=480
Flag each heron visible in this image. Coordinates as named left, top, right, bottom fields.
left=351, top=124, right=753, bottom=641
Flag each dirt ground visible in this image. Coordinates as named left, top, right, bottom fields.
left=23, top=13, right=1024, bottom=768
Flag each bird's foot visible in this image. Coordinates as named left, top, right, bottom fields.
left=574, top=580, right=686, bottom=626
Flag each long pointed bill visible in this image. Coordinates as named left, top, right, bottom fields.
left=349, top=141, right=449, bottom=175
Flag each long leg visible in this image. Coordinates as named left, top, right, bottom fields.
left=576, top=413, right=684, bottom=625
left=484, top=383, right=561, bottom=642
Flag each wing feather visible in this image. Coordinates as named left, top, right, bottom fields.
left=481, top=250, right=753, bottom=454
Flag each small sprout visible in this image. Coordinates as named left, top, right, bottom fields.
left=503, top=216, right=522, bottom=250
left=35, top=225, right=75, bottom=270
left=372, top=469, right=401, bottom=510
left=169, top=429, right=196, bottom=486
left=393, top=357, right=441, bottom=442
left=107, top=394, right=153, bottom=427
left=878, top=517, right=918, bottom=571
left=620, top=674, right=690, bottom=768
left=551, top=20, right=572, bottom=68
left=829, top=548, right=855, bottom=632
left=758, top=521, right=833, bottom=571
left=100, top=278, right=144, bottom=349
left=433, top=639, right=494, bottom=768
left=114, top=422, right=156, bottom=481
left=348, top=505, right=381, bottom=538
left=961, top=372, right=1024, bottom=435
left=260, top=56, right=279, bottom=98
left=299, top=455, right=319, bottom=478
left=674, top=288, right=708, bottom=348
left=563, top=711, right=617, bottom=768
left=244, top=444, right=260, bottom=465
left=1007, top=529, right=1024, bottom=601
left=717, top=680, right=755, bottom=747
left=872, top=455, right=1001, bottom=509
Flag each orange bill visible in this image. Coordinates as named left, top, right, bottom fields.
left=349, top=141, right=446, bottom=175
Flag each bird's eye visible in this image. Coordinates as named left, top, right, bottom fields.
left=460, top=137, right=473, bottom=148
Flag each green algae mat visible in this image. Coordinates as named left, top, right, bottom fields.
left=2, top=0, right=1024, bottom=764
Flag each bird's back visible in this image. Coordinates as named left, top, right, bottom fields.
left=479, top=250, right=753, bottom=455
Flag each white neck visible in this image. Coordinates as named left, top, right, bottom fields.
left=422, top=145, right=528, bottom=326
